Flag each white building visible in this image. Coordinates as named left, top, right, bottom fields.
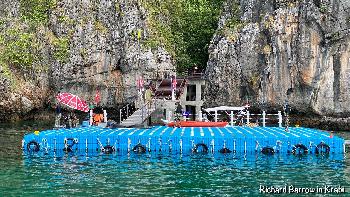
left=178, top=75, right=205, bottom=121
left=154, top=72, right=205, bottom=121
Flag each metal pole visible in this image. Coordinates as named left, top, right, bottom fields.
left=171, top=74, right=176, bottom=101
left=89, top=109, right=93, bottom=126
left=103, top=110, right=107, bottom=123
left=230, top=111, right=234, bottom=126
left=199, top=110, right=202, bottom=121
left=141, top=103, right=144, bottom=123
left=119, top=109, right=122, bottom=123
left=278, top=111, right=282, bottom=127
left=247, top=111, right=250, bottom=125
left=172, top=89, right=175, bottom=101
left=147, top=102, right=150, bottom=117
left=262, top=110, right=266, bottom=127
left=168, top=110, right=172, bottom=121
left=285, top=113, right=289, bottom=132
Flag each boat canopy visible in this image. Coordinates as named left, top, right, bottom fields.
left=204, top=106, right=245, bottom=112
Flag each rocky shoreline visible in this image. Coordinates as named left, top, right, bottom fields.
left=1, top=107, right=349, bottom=132
left=289, top=115, right=350, bottom=132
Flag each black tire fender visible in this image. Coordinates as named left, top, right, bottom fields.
left=27, top=141, right=40, bottom=152
left=63, top=138, right=78, bottom=152
left=133, top=144, right=146, bottom=153
left=193, top=143, right=209, bottom=153
left=219, top=147, right=232, bottom=154
left=104, top=145, right=115, bottom=154
left=292, top=144, right=308, bottom=155
left=315, top=142, right=330, bottom=154
left=261, top=147, right=275, bottom=155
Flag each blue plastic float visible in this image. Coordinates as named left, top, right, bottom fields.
left=22, top=126, right=344, bottom=155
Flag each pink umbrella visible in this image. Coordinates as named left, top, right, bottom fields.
left=56, top=92, right=89, bottom=112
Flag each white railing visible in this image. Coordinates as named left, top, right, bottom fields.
left=199, top=110, right=283, bottom=127
left=247, top=111, right=282, bottom=127
left=139, top=98, right=165, bottom=123
left=119, top=102, right=136, bottom=123
left=120, top=98, right=165, bottom=125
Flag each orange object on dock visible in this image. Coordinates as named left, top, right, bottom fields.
left=167, top=121, right=228, bottom=127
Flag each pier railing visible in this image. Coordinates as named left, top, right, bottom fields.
left=246, top=111, right=283, bottom=127
left=138, top=98, right=164, bottom=123
left=119, top=98, right=165, bottom=127
left=200, top=110, right=283, bottom=127
left=118, top=102, right=137, bottom=124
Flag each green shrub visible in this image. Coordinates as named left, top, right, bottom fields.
left=115, top=2, right=124, bottom=16
left=0, top=61, right=18, bottom=90
left=53, top=36, right=70, bottom=63
left=94, top=21, right=108, bottom=34
left=0, top=27, right=39, bottom=69
left=20, top=0, right=57, bottom=25
left=141, top=0, right=226, bottom=73
left=58, top=15, right=75, bottom=26
left=79, top=48, right=88, bottom=61
left=319, top=4, right=328, bottom=13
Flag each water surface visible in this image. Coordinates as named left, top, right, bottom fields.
left=1, top=121, right=349, bottom=196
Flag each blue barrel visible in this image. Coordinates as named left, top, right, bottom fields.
left=82, top=121, right=89, bottom=127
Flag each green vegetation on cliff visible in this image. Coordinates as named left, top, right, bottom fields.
left=217, top=1, right=243, bottom=42
left=52, top=36, right=70, bottom=63
left=0, top=0, right=68, bottom=87
left=142, top=0, right=225, bottom=74
left=19, top=0, right=57, bottom=25
left=0, top=26, right=40, bottom=70
left=1, top=0, right=227, bottom=79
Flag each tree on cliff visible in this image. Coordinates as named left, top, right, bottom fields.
left=142, top=0, right=225, bottom=74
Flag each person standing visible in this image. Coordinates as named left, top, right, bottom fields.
left=283, top=100, right=290, bottom=132
left=174, top=102, right=183, bottom=127
left=68, top=113, right=72, bottom=129
left=71, top=112, right=79, bottom=128
left=55, top=103, right=62, bottom=128
left=144, top=86, right=153, bottom=109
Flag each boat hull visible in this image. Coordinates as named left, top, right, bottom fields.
left=167, top=121, right=228, bottom=127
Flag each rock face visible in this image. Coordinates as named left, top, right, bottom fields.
left=0, top=0, right=51, bottom=121
left=0, top=0, right=175, bottom=121
left=204, top=0, right=350, bottom=117
left=49, top=0, right=175, bottom=105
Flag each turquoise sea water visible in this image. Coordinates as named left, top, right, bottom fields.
left=1, top=121, right=350, bottom=196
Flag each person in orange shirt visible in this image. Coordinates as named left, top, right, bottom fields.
left=93, top=113, right=104, bottom=125
left=93, top=113, right=99, bottom=125
left=99, top=114, right=104, bottom=123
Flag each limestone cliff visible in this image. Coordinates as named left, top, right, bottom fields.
left=204, top=0, right=350, bottom=117
left=0, top=0, right=175, bottom=121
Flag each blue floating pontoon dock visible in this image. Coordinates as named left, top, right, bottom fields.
left=23, top=126, right=344, bottom=154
